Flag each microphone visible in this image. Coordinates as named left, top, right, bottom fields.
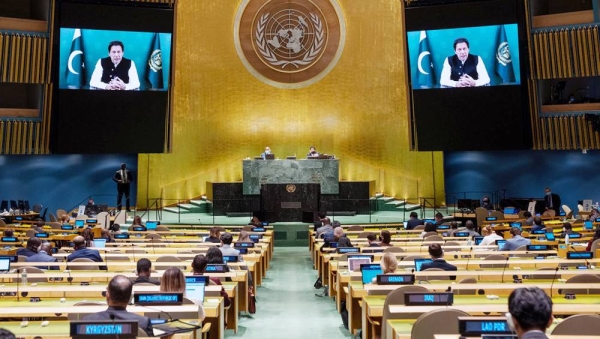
left=500, top=256, right=510, bottom=283
left=16, top=268, right=20, bottom=302
left=134, top=304, right=174, bottom=323
left=465, top=247, right=473, bottom=271
left=66, top=266, right=73, bottom=284
left=569, top=245, right=591, bottom=268
left=104, top=251, right=109, bottom=272
left=549, top=266, right=560, bottom=298
left=109, top=313, right=120, bottom=339
left=131, top=243, right=136, bottom=263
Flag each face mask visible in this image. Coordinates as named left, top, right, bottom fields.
left=546, top=192, right=551, bottom=196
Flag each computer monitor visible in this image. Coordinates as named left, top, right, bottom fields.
left=526, top=245, right=549, bottom=251
left=185, top=276, right=207, bottom=304
left=584, top=221, right=594, bottom=230
left=474, top=236, right=484, bottom=245
left=237, top=248, right=248, bottom=255
left=495, top=239, right=507, bottom=250
left=531, top=229, right=545, bottom=235
left=0, top=257, right=10, bottom=272
left=568, top=233, right=582, bottom=239
left=75, top=220, right=85, bottom=227
left=503, top=207, right=517, bottom=214
left=234, top=242, right=255, bottom=248
left=360, top=264, right=382, bottom=284
left=62, top=224, right=74, bottom=230
left=114, top=233, right=130, bottom=239
left=265, top=154, right=275, bottom=160
left=414, top=258, right=433, bottom=272
left=249, top=234, right=262, bottom=243
left=453, top=232, right=470, bottom=237
left=329, top=242, right=338, bottom=248
left=86, top=219, right=97, bottom=224
left=567, top=251, right=593, bottom=259
left=1, top=237, right=18, bottom=242
left=509, top=222, right=522, bottom=228
left=146, top=221, right=158, bottom=231
left=545, top=232, right=555, bottom=241
left=486, top=217, right=497, bottom=221
left=437, top=225, right=450, bottom=230
left=36, top=233, right=49, bottom=238
left=348, top=257, right=371, bottom=271
left=205, top=264, right=229, bottom=272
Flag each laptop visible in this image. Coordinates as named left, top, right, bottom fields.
left=348, top=257, right=371, bottom=271
left=146, top=221, right=158, bottom=231
left=474, top=236, right=484, bottom=245
left=0, top=257, right=10, bottom=273
left=185, top=276, right=207, bottom=304
left=75, top=220, right=85, bottom=228
left=584, top=221, right=594, bottom=230
left=265, top=154, right=275, bottom=160
left=414, top=258, right=434, bottom=272
left=545, top=232, right=555, bottom=241
left=503, top=207, right=517, bottom=214
left=495, top=239, right=507, bottom=250
left=360, top=264, right=382, bottom=284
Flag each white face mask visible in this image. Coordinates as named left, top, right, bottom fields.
left=546, top=192, right=551, bottom=196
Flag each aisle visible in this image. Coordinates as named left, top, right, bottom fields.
left=227, top=247, right=351, bottom=338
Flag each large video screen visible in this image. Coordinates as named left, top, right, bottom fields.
left=407, top=24, right=520, bottom=89
left=51, top=0, right=175, bottom=154
left=405, top=0, right=531, bottom=151
left=58, top=28, right=172, bottom=91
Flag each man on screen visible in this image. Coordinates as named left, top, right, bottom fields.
left=90, top=41, right=140, bottom=90
left=440, top=38, right=490, bottom=88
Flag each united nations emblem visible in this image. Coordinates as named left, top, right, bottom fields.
left=235, top=0, right=346, bottom=89
left=496, top=42, right=511, bottom=66
left=286, top=184, right=297, bottom=193
left=148, top=49, right=162, bottom=72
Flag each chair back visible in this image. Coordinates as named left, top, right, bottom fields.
left=113, top=211, right=126, bottom=224
left=443, top=241, right=461, bottom=252
left=479, top=254, right=508, bottom=269
left=455, top=277, right=477, bottom=295
left=474, top=207, right=489, bottom=228
left=348, top=225, right=364, bottom=231
left=156, top=255, right=184, bottom=270
left=551, top=314, right=600, bottom=335
left=357, top=231, right=372, bottom=238
left=75, top=214, right=88, bottom=221
left=70, top=257, right=98, bottom=270
left=401, top=255, right=424, bottom=262
left=543, top=209, right=556, bottom=217
left=410, top=308, right=471, bottom=339
left=156, top=225, right=170, bottom=232
left=56, top=209, right=68, bottom=218
left=67, top=301, right=107, bottom=320
left=382, top=285, right=429, bottom=337
left=48, top=222, right=62, bottom=230
left=530, top=267, right=560, bottom=280
left=17, top=266, right=47, bottom=283
left=95, top=212, right=109, bottom=229
left=420, top=267, right=450, bottom=281
left=26, top=229, right=36, bottom=238
left=49, top=213, right=58, bottom=222
left=424, top=234, right=443, bottom=242
left=563, top=275, right=600, bottom=294
left=18, top=255, right=27, bottom=262
left=562, top=204, right=572, bottom=217
left=145, top=233, right=162, bottom=240
left=590, top=239, right=600, bottom=257
left=489, top=210, right=504, bottom=220
left=383, top=247, right=404, bottom=253
left=413, top=225, right=426, bottom=231
left=514, top=245, right=536, bottom=258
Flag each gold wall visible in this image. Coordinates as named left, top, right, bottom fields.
left=137, top=0, right=446, bottom=208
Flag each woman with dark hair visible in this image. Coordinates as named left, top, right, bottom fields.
left=586, top=229, right=600, bottom=252
left=131, top=216, right=146, bottom=231
left=420, top=222, right=437, bottom=238
left=191, top=255, right=231, bottom=307
left=206, top=247, right=226, bottom=265
left=82, top=228, right=94, bottom=247
left=379, top=230, right=392, bottom=246
left=161, top=267, right=205, bottom=320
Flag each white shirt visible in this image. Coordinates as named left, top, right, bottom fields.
left=89, top=59, right=140, bottom=90
left=440, top=55, right=490, bottom=88
left=479, top=233, right=503, bottom=246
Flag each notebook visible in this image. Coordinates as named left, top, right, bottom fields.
left=0, top=257, right=10, bottom=272
left=360, top=264, right=382, bottom=284
left=185, top=276, right=207, bottom=304
left=414, top=258, right=433, bottom=272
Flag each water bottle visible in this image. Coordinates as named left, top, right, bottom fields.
left=565, top=233, right=570, bottom=245
left=21, top=268, right=27, bottom=285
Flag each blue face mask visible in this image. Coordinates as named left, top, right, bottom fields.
left=546, top=192, right=551, bottom=196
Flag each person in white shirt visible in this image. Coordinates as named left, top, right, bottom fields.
left=479, top=226, right=504, bottom=246
left=90, top=41, right=140, bottom=90
left=440, top=38, right=490, bottom=88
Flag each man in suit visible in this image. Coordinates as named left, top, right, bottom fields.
left=26, top=243, right=58, bottom=270
left=67, top=236, right=106, bottom=269
left=482, top=196, right=494, bottom=210
left=504, top=227, right=531, bottom=251
left=89, top=41, right=140, bottom=90
left=132, top=258, right=159, bottom=285
left=531, top=216, right=545, bottom=232
left=84, top=275, right=153, bottom=336
left=544, top=187, right=561, bottom=214
left=16, top=237, right=41, bottom=257
left=113, top=163, right=133, bottom=212
left=420, top=243, right=457, bottom=272
left=219, top=232, right=240, bottom=256
left=260, top=146, right=272, bottom=160
left=507, top=287, right=553, bottom=339
left=405, top=212, right=423, bottom=230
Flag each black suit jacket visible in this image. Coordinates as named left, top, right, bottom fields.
left=421, top=259, right=457, bottom=271
left=83, top=306, right=153, bottom=336
left=545, top=193, right=561, bottom=213
left=406, top=218, right=423, bottom=230
left=133, top=276, right=160, bottom=285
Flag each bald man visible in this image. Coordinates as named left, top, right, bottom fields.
left=67, top=236, right=105, bottom=269
left=26, top=243, right=59, bottom=270
left=84, top=275, right=153, bottom=335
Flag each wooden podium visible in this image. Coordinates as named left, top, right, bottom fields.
left=261, top=183, right=320, bottom=222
